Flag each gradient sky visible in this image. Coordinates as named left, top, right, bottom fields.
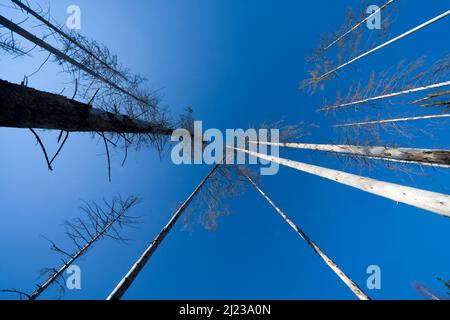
left=0, top=0, right=449, bottom=300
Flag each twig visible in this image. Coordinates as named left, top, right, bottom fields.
left=88, top=88, right=100, bottom=105
left=71, top=78, right=78, bottom=100
left=50, top=131, right=69, bottom=166
left=0, top=289, right=31, bottom=300
left=99, top=132, right=112, bottom=182
left=29, top=128, right=53, bottom=171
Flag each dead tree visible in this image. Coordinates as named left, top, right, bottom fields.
left=0, top=14, right=146, bottom=105
left=106, top=165, right=219, bottom=300
left=244, top=173, right=370, bottom=300
left=320, top=56, right=450, bottom=112
left=10, top=0, right=127, bottom=80
left=303, top=0, right=397, bottom=92
left=323, top=81, right=450, bottom=111
left=0, top=79, right=178, bottom=177
left=1, top=196, right=140, bottom=300
left=107, top=164, right=249, bottom=300
left=323, top=0, right=395, bottom=52
left=0, top=8, right=184, bottom=177
left=0, top=79, right=173, bottom=135
left=313, top=10, right=450, bottom=84
left=250, top=141, right=450, bottom=168
left=229, top=146, right=450, bottom=217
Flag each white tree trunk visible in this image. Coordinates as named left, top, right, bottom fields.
left=245, top=173, right=370, bottom=300
left=334, top=114, right=450, bottom=127
left=107, top=165, right=220, bottom=300
left=249, top=141, right=450, bottom=168
left=320, top=81, right=450, bottom=111
left=323, top=0, right=395, bottom=51
left=317, top=10, right=450, bottom=81
left=229, top=146, right=450, bottom=217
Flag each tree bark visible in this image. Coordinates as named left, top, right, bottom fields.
left=250, top=141, right=450, bottom=168
left=229, top=146, right=450, bottom=217
left=0, top=79, right=173, bottom=135
left=245, top=173, right=370, bottom=300
left=107, top=165, right=220, bottom=300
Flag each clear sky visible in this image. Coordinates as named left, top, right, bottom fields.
left=0, top=0, right=449, bottom=300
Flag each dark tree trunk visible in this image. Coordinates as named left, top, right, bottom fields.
left=0, top=79, right=173, bottom=135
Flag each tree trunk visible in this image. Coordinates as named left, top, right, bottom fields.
left=334, top=114, right=450, bottom=127
left=244, top=173, right=370, bottom=300
left=249, top=141, right=450, bottom=168
left=30, top=219, right=115, bottom=300
left=317, top=10, right=450, bottom=81
left=107, top=165, right=220, bottom=300
left=321, top=81, right=450, bottom=111
left=0, top=15, right=146, bottom=105
left=412, top=90, right=450, bottom=104
left=29, top=198, right=137, bottom=300
left=323, top=0, right=395, bottom=51
left=347, top=155, right=450, bottom=169
left=10, top=0, right=127, bottom=80
left=0, top=79, right=173, bottom=135
left=229, top=146, right=450, bottom=217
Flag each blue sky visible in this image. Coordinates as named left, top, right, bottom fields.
left=0, top=0, right=449, bottom=300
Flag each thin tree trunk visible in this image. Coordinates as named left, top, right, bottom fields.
left=0, top=79, right=173, bottom=135
left=420, top=101, right=450, bottom=108
left=244, top=173, right=370, bottom=300
left=317, top=10, right=450, bottom=81
left=320, top=81, right=450, bottom=111
left=229, top=146, right=450, bottom=217
left=0, top=14, right=146, bottom=105
left=29, top=199, right=136, bottom=300
left=334, top=114, right=450, bottom=127
left=412, top=90, right=450, bottom=104
left=10, top=0, right=127, bottom=80
left=323, top=0, right=395, bottom=51
left=107, top=165, right=220, bottom=300
left=249, top=141, right=450, bottom=168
